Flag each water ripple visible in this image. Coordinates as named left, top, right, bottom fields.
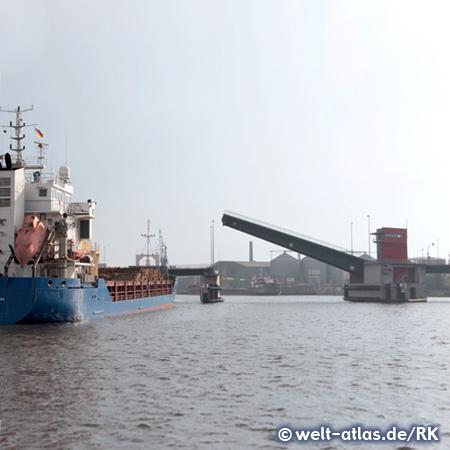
left=0, top=295, right=449, bottom=449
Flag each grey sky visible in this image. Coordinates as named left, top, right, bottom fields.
left=1, top=1, right=449, bottom=266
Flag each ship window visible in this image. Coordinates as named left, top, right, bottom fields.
left=39, top=188, right=48, bottom=197
left=0, top=178, right=11, bottom=186
left=80, top=220, right=90, bottom=239
left=0, top=188, right=10, bottom=197
left=0, top=198, right=10, bottom=207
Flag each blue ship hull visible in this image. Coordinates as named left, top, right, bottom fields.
left=0, top=277, right=177, bottom=325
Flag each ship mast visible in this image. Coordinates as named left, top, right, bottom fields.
left=27, top=141, right=48, bottom=173
left=0, top=105, right=35, bottom=166
left=140, top=220, right=160, bottom=266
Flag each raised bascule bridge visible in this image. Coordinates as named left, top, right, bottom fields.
left=221, top=211, right=445, bottom=303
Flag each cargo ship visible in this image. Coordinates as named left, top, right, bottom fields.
left=0, top=106, right=176, bottom=325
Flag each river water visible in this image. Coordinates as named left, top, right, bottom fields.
left=1, top=294, right=449, bottom=449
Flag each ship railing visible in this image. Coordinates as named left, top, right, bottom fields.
left=67, top=202, right=91, bottom=215
left=24, top=171, right=55, bottom=183
left=105, top=279, right=174, bottom=302
left=25, top=199, right=69, bottom=213
left=24, top=168, right=73, bottom=186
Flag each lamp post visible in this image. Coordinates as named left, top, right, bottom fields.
left=351, top=222, right=353, bottom=255
left=211, top=220, right=215, bottom=266
left=427, top=242, right=434, bottom=261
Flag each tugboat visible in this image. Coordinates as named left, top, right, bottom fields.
left=249, top=275, right=282, bottom=295
left=0, top=106, right=177, bottom=324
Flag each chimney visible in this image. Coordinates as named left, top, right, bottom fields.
left=249, top=241, right=254, bottom=262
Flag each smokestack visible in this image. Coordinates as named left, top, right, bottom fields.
left=249, top=241, right=254, bottom=262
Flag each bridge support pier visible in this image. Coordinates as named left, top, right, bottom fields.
left=201, top=271, right=223, bottom=303
left=169, top=266, right=223, bottom=303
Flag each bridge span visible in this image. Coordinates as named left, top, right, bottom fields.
left=222, top=212, right=365, bottom=279
left=221, top=211, right=429, bottom=302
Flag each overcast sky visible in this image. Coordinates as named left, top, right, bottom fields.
left=1, top=0, right=449, bottom=267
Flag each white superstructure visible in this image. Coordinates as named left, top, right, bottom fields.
left=0, top=106, right=99, bottom=279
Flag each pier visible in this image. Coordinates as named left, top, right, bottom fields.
left=169, top=266, right=223, bottom=303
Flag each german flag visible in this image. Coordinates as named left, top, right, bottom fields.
left=34, top=128, right=44, bottom=138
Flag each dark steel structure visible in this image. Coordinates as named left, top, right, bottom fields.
left=222, top=212, right=365, bottom=279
